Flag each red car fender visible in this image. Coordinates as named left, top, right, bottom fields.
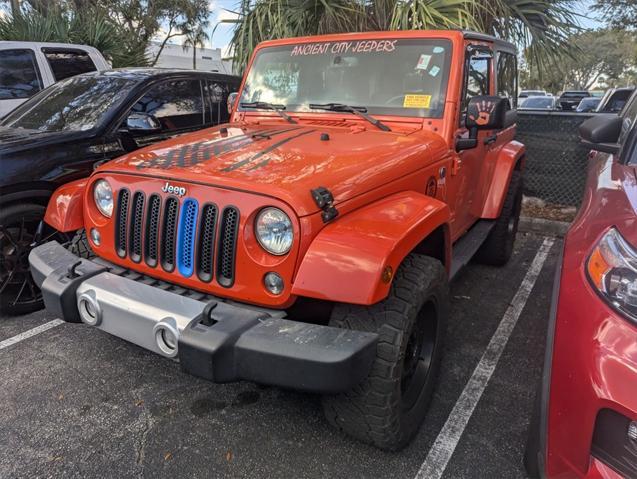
left=480, top=140, right=525, bottom=219
left=44, top=179, right=86, bottom=232
left=292, top=191, right=451, bottom=305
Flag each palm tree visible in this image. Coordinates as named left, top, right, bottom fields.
left=182, top=24, right=210, bottom=69
left=221, top=0, right=580, bottom=72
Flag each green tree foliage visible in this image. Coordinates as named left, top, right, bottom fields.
left=0, top=0, right=210, bottom=67
left=221, top=0, right=580, bottom=72
left=520, top=29, right=637, bottom=91
left=593, top=0, right=637, bottom=30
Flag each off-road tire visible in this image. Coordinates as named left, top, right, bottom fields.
left=476, top=170, right=523, bottom=266
left=322, top=254, right=448, bottom=451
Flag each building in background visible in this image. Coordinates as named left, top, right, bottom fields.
left=147, top=41, right=232, bottom=74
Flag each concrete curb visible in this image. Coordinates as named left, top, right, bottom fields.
left=519, top=216, right=570, bottom=237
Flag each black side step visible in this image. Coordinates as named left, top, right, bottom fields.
left=450, top=220, right=495, bottom=280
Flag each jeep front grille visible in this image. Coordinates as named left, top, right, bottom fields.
left=114, top=190, right=239, bottom=286
left=197, top=204, right=218, bottom=283
left=176, top=198, right=198, bottom=277
left=144, top=194, right=161, bottom=267
left=160, top=197, right=179, bottom=272
left=217, top=207, right=239, bottom=287
left=129, top=192, right=145, bottom=263
left=115, top=189, right=130, bottom=258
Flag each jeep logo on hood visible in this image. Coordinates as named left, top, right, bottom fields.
left=161, top=182, right=187, bottom=197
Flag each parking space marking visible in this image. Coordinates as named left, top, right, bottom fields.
left=415, top=237, right=555, bottom=479
left=0, top=319, right=64, bottom=351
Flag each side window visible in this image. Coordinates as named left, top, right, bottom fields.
left=618, top=93, right=637, bottom=147
left=204, top=80, right=230, bottom=124
left=0, top=49, right=42, bottom=100
left=130, top=79, right=204, bottom=133
left=42, top=48, right=97, bottom=81
left=463, top=52, right=490, bottom=111
left=496, top=52, right=517, bottom=108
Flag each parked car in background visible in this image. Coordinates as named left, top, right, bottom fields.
left=0, top=41, right=110, bottom=118
left=519, top=96, right=557, bottom=110
left=525, top=90, right=637, bottom=478
left=597, top=86, right=635, bottom=113
left=0, top=68, right=240, bottom=314
left=576, top=96, right=601, bottom=112
left=558, top=90, right=590, bottom=111
left=519, top=89, right=547, bottom=98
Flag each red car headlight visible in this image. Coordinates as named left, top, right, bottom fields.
left=587, top=228, right=637, bottom=324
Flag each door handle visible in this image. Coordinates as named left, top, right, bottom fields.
left=483, top=134, right=497, bottom=145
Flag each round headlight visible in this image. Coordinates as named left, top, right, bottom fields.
left=255, top=207, right=293, bottom=255
left=93, top=179, right=113, bottom=217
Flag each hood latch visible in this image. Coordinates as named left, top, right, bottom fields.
left=311, top=187, right=339, bottom=223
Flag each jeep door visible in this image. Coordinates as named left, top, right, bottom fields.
left=447, top=44, right=493, bottom=239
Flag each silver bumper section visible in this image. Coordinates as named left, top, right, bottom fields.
left=29, top=241, right=378, bottom=393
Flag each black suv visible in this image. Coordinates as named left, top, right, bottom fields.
left=0, top=68, right=240, bottom=315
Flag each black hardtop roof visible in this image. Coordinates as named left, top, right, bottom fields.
left=461, top=31, right=516, bottom=54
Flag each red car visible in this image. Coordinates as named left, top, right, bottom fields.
left=526, top=91, right=637, bottom=478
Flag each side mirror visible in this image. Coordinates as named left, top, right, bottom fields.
left=227, top=92, right=238, bottom=115
left=465, top=95, right=508, bottom=130
left=579, top=114, right=622, bottom=154
left=457, top=96, right=508, bottom=151
left=126, top=112, right=161, bottom=133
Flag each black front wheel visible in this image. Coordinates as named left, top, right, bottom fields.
left=322, top=254, right=448, bottom=451
left=0, top=203, right=74, bottom=316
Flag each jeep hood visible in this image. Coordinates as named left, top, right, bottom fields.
left=102, top=123, right=447, bottom=216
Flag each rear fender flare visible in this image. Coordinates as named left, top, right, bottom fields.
left=44, top=179, right=87, bottom=232
left=480, top=140, right=525, bottom=219
left=292, top=192, right=451, bottom=305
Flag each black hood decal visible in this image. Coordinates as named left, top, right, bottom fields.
left=221, top=129, right=316, bottom=172
left=133, top=126, right=301, bottom=170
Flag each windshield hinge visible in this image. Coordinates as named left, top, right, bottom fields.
left=311, top=187, right=339, bottom=223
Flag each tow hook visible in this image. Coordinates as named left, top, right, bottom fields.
left=311, top=187, right=339, bottom=223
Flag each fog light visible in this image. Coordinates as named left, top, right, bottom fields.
left=629, top=421, right=637, bottom=441
left=264, top=272, right=284, bottom=295
left=90, top=228, right=101, bottom=246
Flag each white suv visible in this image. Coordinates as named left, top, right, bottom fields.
left=0, top=41, right=110, bottom=118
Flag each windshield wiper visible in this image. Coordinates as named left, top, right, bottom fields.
left=308, top=103, right=391, bottom=132
left=240, top=101, right=297, bottom=124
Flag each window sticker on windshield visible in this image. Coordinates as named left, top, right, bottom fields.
left=433, top=46, right=445, bottom=54
left=429, top=66, right=441, bottom=77
left=416, top=54, right=432, bottom=70
left=403, top=94, right=432, bottom=109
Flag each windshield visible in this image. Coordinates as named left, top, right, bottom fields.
left=239, top=38, right=452, bottom=118
left=521, top=97, right=554, bottom=109
left=0, top=74, right=134, bottom=132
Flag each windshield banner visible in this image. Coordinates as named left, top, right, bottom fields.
left=290, top=40, right=397, bottom=56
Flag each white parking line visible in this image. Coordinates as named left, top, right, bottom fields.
left=415, top=237, right=555, bottom=479
left=0, top=319, right=64, bottom=351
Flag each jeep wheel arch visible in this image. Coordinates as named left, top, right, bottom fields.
left=292, top=192, right=451, bottom=305
left=480, top=141, right=525, bottom=219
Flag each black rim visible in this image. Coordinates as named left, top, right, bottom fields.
left=0, top=214, right=68, bottom=311
left=401, top=301, right=438, bottom=411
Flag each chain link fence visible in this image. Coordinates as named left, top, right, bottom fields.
left=516, top=111, right=594, bottom=206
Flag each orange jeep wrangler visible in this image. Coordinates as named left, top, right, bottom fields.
left=30, top=30, right=524, bottom=450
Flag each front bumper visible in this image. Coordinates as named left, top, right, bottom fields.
left=29, top=241, right=378, bottom=393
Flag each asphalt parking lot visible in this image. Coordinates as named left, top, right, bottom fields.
left=0, top=231, right=560, bottom=479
